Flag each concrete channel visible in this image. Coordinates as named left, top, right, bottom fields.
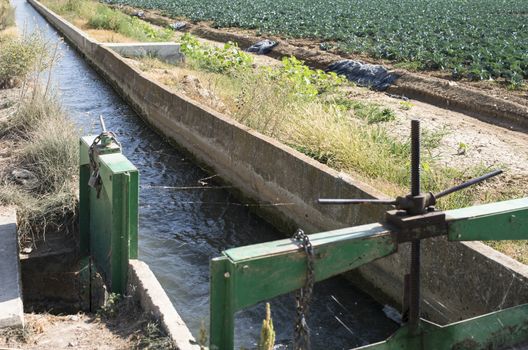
left=12, top=0, right=400, bottom=348
left=16, top=0, right=528, bottom=347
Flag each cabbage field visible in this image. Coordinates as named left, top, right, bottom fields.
left=104, top=0, right=527, bottom=85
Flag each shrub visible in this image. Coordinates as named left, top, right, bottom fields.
left=0, top=34, right=49, bottom=88
left=0, top=0, right=14, bottom=31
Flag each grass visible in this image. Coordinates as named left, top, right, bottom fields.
left=44, top=0, right=173, bottom=42
left=0, top=87, right=79, bottom=245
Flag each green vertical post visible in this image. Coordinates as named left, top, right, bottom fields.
left=210, top=256, right=235, bottom=350
left=79, top=161, right=91, bottom=256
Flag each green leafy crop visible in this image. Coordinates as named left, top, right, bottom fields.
left=103, top=0, right=527, bottom=86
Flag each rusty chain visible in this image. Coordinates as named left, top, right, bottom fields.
left=88, top=131, right=121, bottom=198
left=292, top=228, right=315, bottom=350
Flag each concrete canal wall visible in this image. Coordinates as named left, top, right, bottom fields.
left=28, top=0, right=528, bottom=325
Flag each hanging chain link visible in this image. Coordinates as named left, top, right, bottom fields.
left=292, top=228, right=315, bottom=350
left=88, top=131, right=121, bottom=198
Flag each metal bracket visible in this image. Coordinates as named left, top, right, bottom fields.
left=386, top=210, right=447, bottom=243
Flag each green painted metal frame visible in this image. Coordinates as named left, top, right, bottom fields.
left=79, top=135, right=139, bottom=294
left=210, top=198, right=528, bottom=349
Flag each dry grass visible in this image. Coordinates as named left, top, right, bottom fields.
left=0, top=86, right=79, bottom=246
left=0, top=26, right=78, bottom=246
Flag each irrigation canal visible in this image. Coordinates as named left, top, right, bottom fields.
left=13, top=0, right=399, bottom=347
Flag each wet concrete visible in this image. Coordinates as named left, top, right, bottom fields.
left=12, top=0, right=398, bottom=347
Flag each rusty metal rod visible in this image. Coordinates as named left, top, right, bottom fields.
left=317, top=199, right=397, bottom=205
left=434, top=169, right=503, bottom=200
left=409, top=119, right=421, bottom=333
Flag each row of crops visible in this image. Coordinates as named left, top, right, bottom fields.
left=104, top=0, right=527, bottom=86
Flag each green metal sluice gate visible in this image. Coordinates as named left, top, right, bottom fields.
left=77, top=118, right=528, bottom=349
left=79, top=118, right=139, bottom=295
left=209, top=120, right=528, bottom=350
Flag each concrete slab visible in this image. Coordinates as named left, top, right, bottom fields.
left=0, top=207, right=24, bottom=328
left=128, top=260, right=199, bottom=350
left=103, top=43, right=183, bottom=64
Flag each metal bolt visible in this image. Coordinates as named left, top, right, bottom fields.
left=224, top=272, right=230, bottom=278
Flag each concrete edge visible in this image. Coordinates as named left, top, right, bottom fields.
left=128, top=260, right=199, bottom=350
left=0, top=207, right=24, bottom=329
left=28, top=0, right=528, bottom=325
left=102, top=42, right=183, bottom=64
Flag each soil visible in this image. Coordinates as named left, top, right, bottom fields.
left=0, top=301, right=174, bottom=350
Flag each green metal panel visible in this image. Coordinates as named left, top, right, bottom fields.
left=79, top=136, right=139, bottom=294
left=209, top=224, right=397, bottom=349
left=447, top=198, right=528, bottom=241
left=226, top=223, right=396, bottom=310
left=210, top=257, right=235, bottom=350
left=357, top=303, right=528, bottom=350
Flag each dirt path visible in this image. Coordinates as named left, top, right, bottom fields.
left=0, top=305, right=174, bottom=350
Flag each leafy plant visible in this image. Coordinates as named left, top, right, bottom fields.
left=180, top=33, right=253, bottom=73
left=399, top=101, right=414, bottom=110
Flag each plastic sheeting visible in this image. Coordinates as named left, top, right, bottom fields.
left=246, top=40, right=278, bottom=55
left=169, top=22, right=187, bottom=31
left=326, top=60, right=396, bottom=91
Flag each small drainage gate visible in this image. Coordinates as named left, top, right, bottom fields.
left=79, top=123, right=139, bottom=296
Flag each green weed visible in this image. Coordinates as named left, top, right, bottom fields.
left=180, top=33, right=253, bottom=74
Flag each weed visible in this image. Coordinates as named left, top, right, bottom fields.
left=97, top=293, right=122, bottom=318
left=399, top=101, right=414, bottom=110
left=350, top=101, right=396, bottom=124
left=138, top=56, right=508, bottom=213
left=137, top=321, right=175, bottom=349
left=421, top=127, right=448, bottom=150
left=180, top=33, right=253, bottom=74
left=0, top=85, right=78, bottom=245
left=258, top=303, right=275, bottom=350
left=198, top=320, right=207, bottom=349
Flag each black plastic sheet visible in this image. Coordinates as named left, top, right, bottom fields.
left=246, top=40, right=278, bottom=55
left=326, top=60, right=396, bottom=91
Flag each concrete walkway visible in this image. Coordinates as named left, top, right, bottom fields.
left=0, top=207, right=24, bottom=328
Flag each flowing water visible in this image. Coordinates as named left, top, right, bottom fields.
left=12, top=1, right=399, bottom=347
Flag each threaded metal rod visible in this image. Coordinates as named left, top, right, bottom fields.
left=411, top=119, right=420, bottom=197
left=409, top=119, right=421, bottom=333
